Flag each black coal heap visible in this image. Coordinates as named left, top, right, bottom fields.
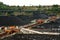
left=0, top=16, right=25, bottom=26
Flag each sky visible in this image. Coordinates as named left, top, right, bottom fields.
left=0, top=0, right=60, bottom=6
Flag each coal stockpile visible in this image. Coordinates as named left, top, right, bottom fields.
left=40, top=23, right=60, bottom=28
left=32, top=22, right=60, bottom=32
left=1, top=34, right=60, bottom=40
left=17, top=15, right=33, bottom=24
left=0, top=16, right=26, bottom=26
left=32, top=23, right=60, bottom=29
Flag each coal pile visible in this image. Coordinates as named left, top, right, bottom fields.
left=17, top=15, right=33, bottom=24
left=32, top=23, right=60, bottom=29
left=0, top=16, right=26, bottom=26
left=31, top=22, right=60, bottom=32
left=1, top=34, right=60, bottom=40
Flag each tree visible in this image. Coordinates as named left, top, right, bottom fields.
left=52, top=5, right=59, bottom=13
left=37, top=5, right=41, bottom=11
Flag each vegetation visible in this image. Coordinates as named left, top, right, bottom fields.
left=0, top=2, right=60, bottom=16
